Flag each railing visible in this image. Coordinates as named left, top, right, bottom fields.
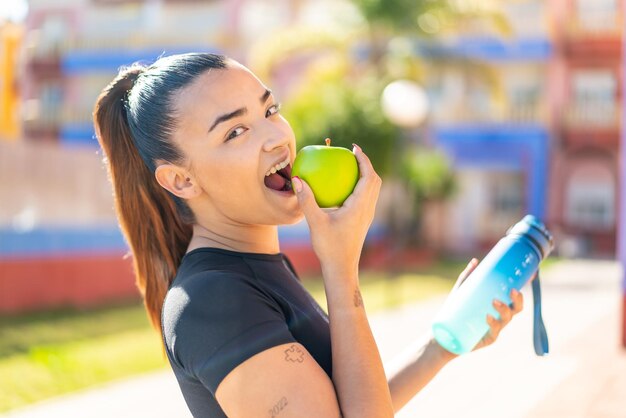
left=564, top=102, right=620, bottom=129
left=566, top=15, right=623, bottom=39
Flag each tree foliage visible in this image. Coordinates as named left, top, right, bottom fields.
left=282, top=57, right=400, bottom=176
left=401, top=146, right=456, bottom=202
left=351, top=0, right=511, bottom=36
left=248, top=1, right=513, bottom=247
left=352, top=0, right=449, bottom=32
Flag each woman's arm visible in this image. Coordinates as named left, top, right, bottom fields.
left=323, top=266, right=394, bottom=418
left=386, top=259, right=526, bottom=413
left=215, top=277, right=393, bottom=418
left=387, top=333, right=456, bottom=412
left=292, top=144, right=393, bottom=417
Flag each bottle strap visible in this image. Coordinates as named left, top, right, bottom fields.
left=532, top=270, right=549, bottom=356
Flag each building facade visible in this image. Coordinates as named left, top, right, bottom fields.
left=6, top=0, right=623, bottom=312
left=420, top=0, right=622, bottom=258
left=21, top=0, right=242, bottom=145
left=548, top=0, right=622, bottom=257
left=418, top=0, right=553, bottom=254
left=5, top=0, right=364, bottom=312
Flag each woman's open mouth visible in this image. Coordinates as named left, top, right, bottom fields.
left=264, top=162, right=293, bottom=193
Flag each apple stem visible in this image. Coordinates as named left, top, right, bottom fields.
left=325, top=138, right=331, bottom=147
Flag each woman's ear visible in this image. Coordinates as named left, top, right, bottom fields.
left=154, top=164, right=200, bottom=199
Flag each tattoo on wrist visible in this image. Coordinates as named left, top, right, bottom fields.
left=354, top=288, right=364, bottom=308
left=268, top=396, right=288, bottom=417
left=284, top=344, right=305, bottom=363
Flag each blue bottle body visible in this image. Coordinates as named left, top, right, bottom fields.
left=432, top=216, right=552, bottom=355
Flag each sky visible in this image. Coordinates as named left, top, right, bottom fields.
left=0, top=0, right=29, bottom=23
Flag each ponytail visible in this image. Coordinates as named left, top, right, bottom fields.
left=93, top=66, right=192, bottom=336
left=93, top=54, right=227, bottom=336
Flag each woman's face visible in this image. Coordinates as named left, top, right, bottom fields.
left=171, top=63, right=303, bottom=226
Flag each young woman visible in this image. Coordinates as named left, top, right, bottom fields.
left=93, top=53, right=524, bottom=418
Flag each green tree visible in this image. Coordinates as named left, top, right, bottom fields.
left=398, top=146, right=456, bottom=247
left=248, top=3, right=510, bottom=250
left=348, top=0, right=510, bottom=250
left=282, top=57, right=400, bottom=176
left=351, top=0, right=510, bottom=36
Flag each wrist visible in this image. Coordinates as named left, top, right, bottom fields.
left=427, top=335, right=458, bottom=365
left=321, top=269, right=363, bottom=311
left=321, top=263, right=359, bottom=283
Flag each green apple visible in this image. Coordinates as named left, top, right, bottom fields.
left=291, top=138, right=359, bottom=208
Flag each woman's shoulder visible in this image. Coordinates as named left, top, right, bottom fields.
left=162, top=268, right=283, bottom=330
left=161, top=268, right=291, bottom=372
left=164, top=269, right=257, bottom=313
left=162, top=270, right=260, bottom=345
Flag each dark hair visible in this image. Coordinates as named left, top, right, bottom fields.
left=93, top=53, right=229, bottom=335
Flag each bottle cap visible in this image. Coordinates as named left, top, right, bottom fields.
left=507, top=215, right=554, bottom=259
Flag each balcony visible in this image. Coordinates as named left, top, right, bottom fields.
left=25, top=54, right=62, bottom=78
left=564, top=16, right=623, bottom=58
left=21, top=96, right=62, bottom=142
left=21, top=31, right=66, bottom=78
left=562, top=102, right=621, bottom=148
left=432, top=104, right=546, bottom=126
left=414, top=37, right=552, bottom=62
left=22, top=122, right=59, bottom=142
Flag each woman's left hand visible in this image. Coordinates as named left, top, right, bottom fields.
left=452, top=258, right=531, bottom=352
left=473, top=286, right=524, bottom=350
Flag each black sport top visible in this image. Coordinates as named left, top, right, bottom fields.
left=161, top=247, right=332, bottom=417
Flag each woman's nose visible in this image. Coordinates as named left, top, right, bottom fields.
left=261, top=122, right=291, bottom=152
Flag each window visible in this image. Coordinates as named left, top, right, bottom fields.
left=504, top=1, right=547, bottom=37
left=573, top=70, right=616, bottom=103
left=487, top=172, right=525, bottom=236
left=492, top=174, right=524, bottom=215
left=575, top=0, right=618, bottom=30
left=503, top=66, right=543, bottom=122
left=570, top=70, right=617, bottom=126
left=37, top=15, right=70, bottom=57
left=565, top=162, right=615, bottom=229
left=38, top=83, right=63, bottom=125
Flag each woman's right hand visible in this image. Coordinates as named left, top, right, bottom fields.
left=291, top=144, right=382, bottom=280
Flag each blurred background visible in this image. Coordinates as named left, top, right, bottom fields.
left=0, top=0, right=624, bottom=417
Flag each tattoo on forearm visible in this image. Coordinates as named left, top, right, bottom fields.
left=268, top=396, right=288, bottom=417
left=284, top=344, right=305, bottom=363
left=354, top=288, right=363, bottom=308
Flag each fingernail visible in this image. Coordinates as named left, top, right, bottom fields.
left=493, top=300, right=503, bottom=307
left=291, top=176, right=302, bottom=193
left=352, top=143, right=361, bottom=152
left=472, top=258, right=478, bottom=265
left=511, top=289, right=519, bottom=297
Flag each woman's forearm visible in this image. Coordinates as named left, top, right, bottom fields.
left=324, top=266, right=394, bottom=418
left=387, top=333, right=457, bottom=413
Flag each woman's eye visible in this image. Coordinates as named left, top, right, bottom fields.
left=226, top=126, right=247, bottom=141
left=266, top=103, right=281, bottom=117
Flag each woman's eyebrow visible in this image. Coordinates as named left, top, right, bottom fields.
left=208, top=89, right=273, bottom=133
left=208, top=107, right=247, bottom=133
left=260, top=88, right=272, bottom=103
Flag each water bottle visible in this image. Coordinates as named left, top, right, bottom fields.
left=432, top=215, right=554, bottom=355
